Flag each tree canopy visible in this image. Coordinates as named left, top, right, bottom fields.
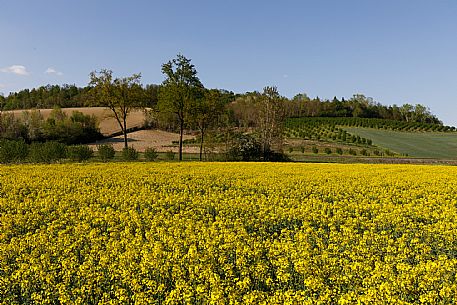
left=158, top=54, right=204, bottom=161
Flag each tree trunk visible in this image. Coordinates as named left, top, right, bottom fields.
left=179, top=120, right=184, bottom=161
left=123, top=116, right=128, bottom=149
left=199, top=128, right=204, bottom=161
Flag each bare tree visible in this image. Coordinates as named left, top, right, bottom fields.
left=89, top=69, right=143, bottom=149
left=257, top=86, right=286, bottom=157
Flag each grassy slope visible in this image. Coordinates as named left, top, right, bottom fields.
left=343, top=127, right=457, bottom=158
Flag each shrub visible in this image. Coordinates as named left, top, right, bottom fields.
left=288, top=147, right=294, bottom=153
left=336, top=147, right=343, bottom=155
left=67, top=145, right=94, bottom=162
left=122, top=147, right=139, bottom=161
left=97, top=144, right=116, bottom=162
left=144, top=147, right=158, bottom=161
left=300, top=146, right=305, bottom=153
left=348, top=148, right=357, bottom=156
left=165, top=150, right=175, bottom=160
left=0, top=139, right=29, bottom=163
left=29, top=142, right=67, bottom=163
left=312, top=146, right=319, bottom=154
left=324, top=147, right=332, bottom=154
left=385, top=149, right=395, bottom=157
left=360, top=149, right=369, bottom=156
left=226, top=134, right=262, bottom=161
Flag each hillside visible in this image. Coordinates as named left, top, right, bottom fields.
left=7, top=107, right=147, bottom=136
left=285, top=117, right=457, bottom=159
left=343, top=127, right=457, bottom=159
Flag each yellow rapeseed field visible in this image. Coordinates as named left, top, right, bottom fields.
left=1, top=162, right=457, bottom=304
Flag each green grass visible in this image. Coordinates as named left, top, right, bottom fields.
left=343, top=127, right=457, bottom=159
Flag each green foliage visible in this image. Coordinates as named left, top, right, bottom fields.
left=0, top=139, right=29, bottom=163
left=144, top=147, right=158, bottom=161
left=97, top=144, right=116, bottom=162
left=324, top=147, right=332, bottom=154
left=29, top=142, right=67, bottom=163
left=159, top=54, right=204, bottom=161
left=348, top=148, right=357, bottom=156
left=336, top=147, right=343, bottom=155
left=122, top=147, right=139, bottom=161
left=384, top=149, right=395, bottom=157
left=67, top=145, right=94, bottom=162
left=226, top=134, right=262, bottom=161
left=0, top=113, right=28, bottom=140
left=312, top=146, right=319, bottom=154
left=42, top=108, right=102, bottom=144
left=286, top=117, right=454, bottom=135
left=165, top=150, right=175, bottom=160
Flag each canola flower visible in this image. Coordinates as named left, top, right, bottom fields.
left=0, top=162, right=457, bottom=304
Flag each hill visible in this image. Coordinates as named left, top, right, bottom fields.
left=285, top=117, right=457, bottom=159
left=343, top=127, right=457, bottom=159
left=6, top=107, right=147, bottom=136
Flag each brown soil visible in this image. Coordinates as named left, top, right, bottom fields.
left=89, top=129, right=198, bottom=153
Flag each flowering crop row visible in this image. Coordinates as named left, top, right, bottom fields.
left=1, top=163, right=457, bottom=304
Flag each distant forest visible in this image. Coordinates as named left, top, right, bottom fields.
left=0, top=84, right=442, bottom=125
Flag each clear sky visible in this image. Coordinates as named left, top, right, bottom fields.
left=1, top=0, right=457, bottom=126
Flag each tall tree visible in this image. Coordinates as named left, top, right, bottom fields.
left=89, top=69, right=143, bottom=148
left=192, top=89, right=225, bottom=161
left=257, top=86, right=286, bottom=158
left=159, top=54, right=204, bottom=161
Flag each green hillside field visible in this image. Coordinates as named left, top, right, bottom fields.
left=343, top=127, right=457, bottom=159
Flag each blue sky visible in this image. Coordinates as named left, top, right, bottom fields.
left=1, top=0, right=457, bottom=126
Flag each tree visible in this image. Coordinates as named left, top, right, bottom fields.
left=89, top=69, right=143, bottom=148
left=158, top=54, right=204, bottom=161
left=0, top=94, right=5, bottom=113
left=192, top=89, right=225, bottom=161
left=257, top=86, right=286, bottom=158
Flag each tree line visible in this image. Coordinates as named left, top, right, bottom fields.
left=0, top=54, right=444, bottom=161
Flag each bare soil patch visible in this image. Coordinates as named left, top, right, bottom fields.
left=89, top=129, right=198, bottom=153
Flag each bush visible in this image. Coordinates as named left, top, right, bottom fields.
left=29, top=142, right=67, bottom=163
left=226, top=134, right=262, bottom=161
left=0, top=140, right=29, bottom=163
left=312, top=146, right=319, bottom=154
left=360, top=149, right=369, bottom=156
left=324, top=147, right=332, bottom=154
left=67, top=145, right=94, bottom=162
left=288, top=147, right=293, bottom=153
left=348, top=148, right=357, bottom=156
left=385, top=149, right=395, bottom=157
left=336, top=147, right=343, bottom=155
left=144, top=147, right=158, bottom=161
left=122, top=147, right=139, bottom=161
left=97, top=144, right=115, bottom=162
left=165, top=150, right=175, bottom=160
left=300, top=146, right=305, bottom=153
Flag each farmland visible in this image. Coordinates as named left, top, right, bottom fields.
left=1, top=163, right=457, bottom=304
left=343, top=127, right=457, bottom=159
